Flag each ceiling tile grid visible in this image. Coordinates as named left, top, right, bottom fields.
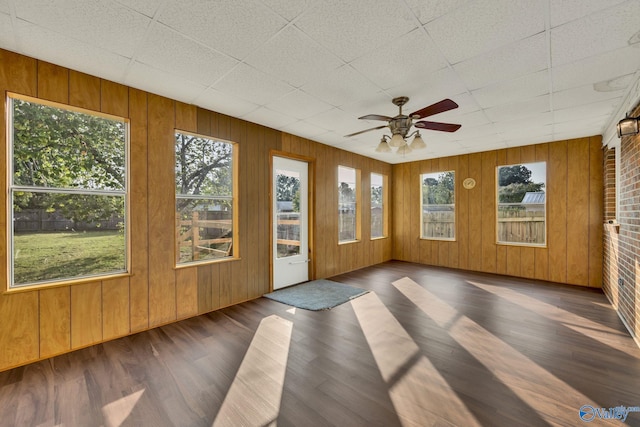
left=0, top=0, right=639, bottom=163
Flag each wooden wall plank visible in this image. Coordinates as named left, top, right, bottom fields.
left=176, top=267, right=198, bottom=318
left=175, top=102, right=197, bottom=133
left=71, top=282, right=102, bottom=349
left=0, top=49, right=37, bottom=97
left=69, top=70, right=100, bottom=111
left=129, top=88, right=149, bottom=333
left=101, top=80, right=129, bottom=117
left=467, top=153, right=483, bottom=272
left=0, top=293, right=39, bottom=369
left=566, top=138, right=590, bottom=286
left=457, top=155, right=469, bottom=270
left=548, top=141, right=568, bottom=284
left=197, top=264, right=213, bottom=313
left=147, top=94, right=177, bottom=326
left=410, top=162, right=421, bottom=263
left=37, top=61, right=69, bottom=103
left=102, top=277, right=130, bottom=340
left=39, top=287, right=71, bottom=358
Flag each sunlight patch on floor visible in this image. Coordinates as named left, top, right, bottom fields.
left=467, top=280, right=640, bottom=357
left=351, top=291, right=481, bottom=427
left=213, top=315, right=293, bottom=427
left=102, top=389, right=145, bottom=427
left=394, top=277, right=597, bottom=422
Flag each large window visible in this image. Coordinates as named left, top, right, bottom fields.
left=8, top=94, right=128, bottom=288
left=338, top=166, right=360, bottom=243
left=176, top=131, right=236, bottom=264
left=421, top=171, right=455, bottom=240
left=370, top=173, right=388, bottom=239
left=497, top=162, right=546, bottom=246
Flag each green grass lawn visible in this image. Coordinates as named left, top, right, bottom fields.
left=13, top=230, right=125, bottom=285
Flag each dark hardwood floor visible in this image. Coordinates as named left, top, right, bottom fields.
left=1, top=261, right=639, bottom=426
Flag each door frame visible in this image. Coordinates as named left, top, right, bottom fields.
left=269, top=150, right=315, bottom=291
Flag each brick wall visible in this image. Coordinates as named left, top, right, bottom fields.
left=603, top=104, right=640, bottom=345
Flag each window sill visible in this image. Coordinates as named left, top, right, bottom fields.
left=420, top=237, right=456, bottom=242
left=5, top=271, right=131, bottom=294
left=338, top=239, right=361, bottom=246
left=175, top=256, right=240, bottom=269
left=370, top=236, right=389, bottom=241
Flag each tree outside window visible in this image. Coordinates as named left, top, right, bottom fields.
left=338, top=166, right=360, bottom=243
left=175, top=131, right=236, bottom=264
left=497, top=162, right=546, bottom=246
left=9, top=94, right=128, bottom=287
left=421, top=171, right=455, bottom=240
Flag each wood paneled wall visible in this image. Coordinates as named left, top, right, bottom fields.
left=392, top=138, right=604, bottom=288
left=0, top=49, right=392, bottom=371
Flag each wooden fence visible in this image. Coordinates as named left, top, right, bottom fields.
left=497, top=207, right=545, bottom=244
left=177, top=211, right=232, bottom=261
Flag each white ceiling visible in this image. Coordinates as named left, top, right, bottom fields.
left=1, top=0, right=639, bottom=164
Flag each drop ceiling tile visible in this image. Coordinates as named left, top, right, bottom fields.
left=455, top=110, right=491, bottom=128
left=194, top=88, right=259, bottom=118
left=0, top=13, right=16, bottom=52
left=15, top=0, right=150, bottom=58
left=294, top=0, right=418, bottom=63
left=456, top=123, right=499, bottom=139
left=14, top=18, right=131, bottom=83
left=472, top=70, right=549, bottom=109
left=307, top=108, right=365, bottom=135
left=553, top=84, right=625, bottom=110
left=300, top=65, right=382, bottom=107
left=388, top=67, right=468, bottom=109
left=281, top=120, right=328, bottom=139
left=425, top=0, right=546, bottom=64
left=263, top=0, right=309, bottom=21
left=212, top=63, right=296, bottom=106
left=351, top=29, right=449, bottom=90
left=454, top=33, right=547, bottom=91
left=551, top=1, right=640, bottom=66
left=265, top=90, right=333, bottom=119
left=125, top=61, right=208, bottom=104
left=115, top=0, right=160, bottom=18
left=241, top=107, right=297, bottom=129
left=494, top=113, right=554, bottom=134
left=403, top=0, right=473, bottom=25
left=136, top=23, right=238, bottom=87
left=553, top=98, right=619, bottom=123
left=0, top=1, right=9, bottom=14
left=158, top=0, right=286, bottom=61
left=552, top=45, right=640, bottom=91
left=484, top=95, right=551, bottom=123
left=550, top=0, right=629, bottom=28
left=553, top=115, right=610, bottom=134
left=244, top=25, right=343, bottom=88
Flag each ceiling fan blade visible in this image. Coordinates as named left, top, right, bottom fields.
left=414, top=121, right=461, bottom=132
left=410, top=99, right=458, bottom=119
left=358, top=114, right=393, bottom=121
left=344, top=125, right=388, bottom=137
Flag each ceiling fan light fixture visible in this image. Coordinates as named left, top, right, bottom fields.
left=410, top=132, right=426, bottom=150
left=396, top=143, right=412, bottom=155
left=375, top=138, right=392, bottom=153
left=389, top=133, right=405, bottom=148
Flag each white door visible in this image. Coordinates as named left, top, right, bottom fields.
left=273, top=156, right=309, bottom=289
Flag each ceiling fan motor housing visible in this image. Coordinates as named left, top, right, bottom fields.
left=389, top=116, right=412, bottom=137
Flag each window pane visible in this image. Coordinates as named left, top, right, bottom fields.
left=421, top=171, right=455, bottom=240
left=175, top=133, right=232, bottom=196
left=276, top=169, right=301, bottom=258
left=338, top=166, right=357, bottom=242
left=497, top=162, right=546, bottom=245
left=371, top=173, right=384, bottom=238
left=177, top=198, right=233, bottom=263
left=12, top=192, right=126, bottom=286
left=175, top=132, right=235, bottom=265
left=12, top=98, right=126, bottom=191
